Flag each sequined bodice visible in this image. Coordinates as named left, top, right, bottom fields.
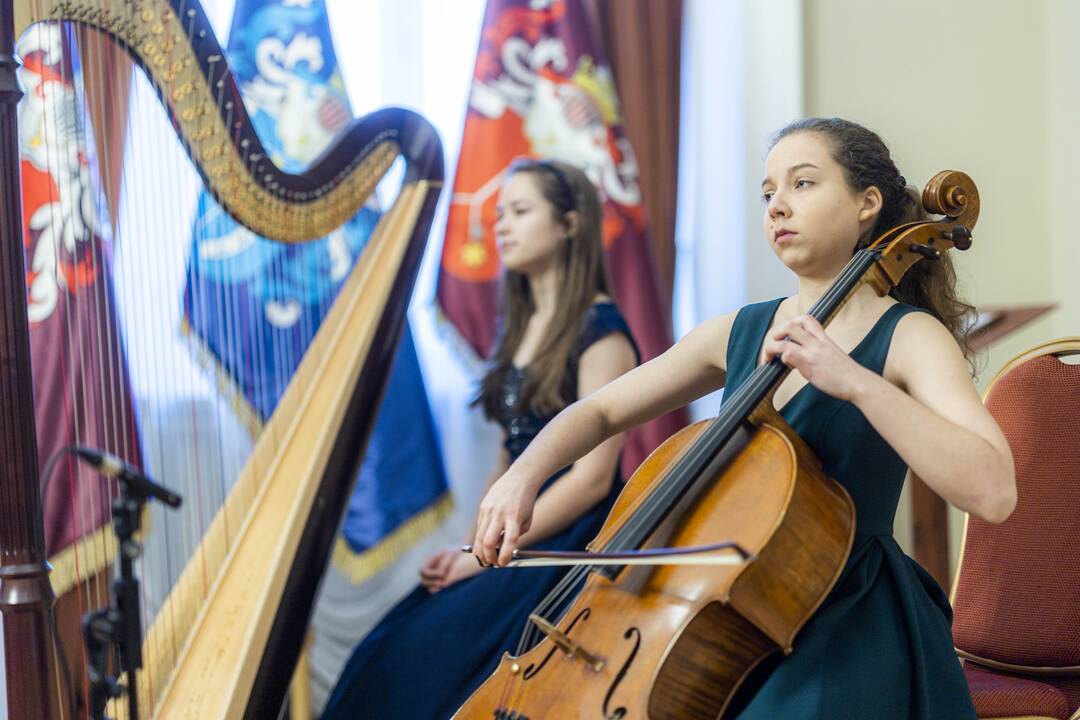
left=494, top=302, right=637, bottom=461
left=496, top=365, right=549, bottom=459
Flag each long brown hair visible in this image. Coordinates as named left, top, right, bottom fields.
left=771, top=118, right=977, bottom=364
left=476, top=159, right=610, bottom=420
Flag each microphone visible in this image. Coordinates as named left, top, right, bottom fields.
left=71, top=446, right=183, bottom=508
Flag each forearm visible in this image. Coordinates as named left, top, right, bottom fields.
left=517, top=466, right=614, bottom=548
left=850, top=371, right=1015, bottom=521
left=465, top=453, right=510, bottom=541
left=506, top=397, right=612, bottom=493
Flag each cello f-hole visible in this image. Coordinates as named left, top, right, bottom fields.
left=602, top=626, right=641, bottom=720
left=522, top=607, right=591, bottom=680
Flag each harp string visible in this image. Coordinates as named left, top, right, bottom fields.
left=36, top=14, right=102, bottom=714
left=65, top=23, right=94, bottom=706
left=21, top=2, right=406, bottom=713
left=82, top=6, right=119, bottom=701
left=80, top=17, right=124, bottom=677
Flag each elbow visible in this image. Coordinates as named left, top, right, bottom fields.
left=975, top=464, right=1017, bottom=524
left=977, top=493, right=1015, bottom=524
left=981, top=484, right=1016, bottom=524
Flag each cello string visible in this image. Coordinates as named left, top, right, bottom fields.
left=513, top=249, right=878, bottom=653
left=509, top=243, right=881, bottom=664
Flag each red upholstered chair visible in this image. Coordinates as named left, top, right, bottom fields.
left=951, top=338, right=1080, bottom=720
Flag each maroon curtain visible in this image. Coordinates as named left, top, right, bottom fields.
left=588, top=0, right=682, bottom=306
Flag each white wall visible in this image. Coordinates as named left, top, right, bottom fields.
left=801, top=0, right=1075, bottom=570
left=1047, top=0, right=1080, bottom=344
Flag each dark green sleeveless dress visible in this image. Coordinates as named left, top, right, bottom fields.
left=722, top=299, right=976, bottom=719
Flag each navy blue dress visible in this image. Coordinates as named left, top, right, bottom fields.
left=322, top=302, right=637, bottom=720
left=724, top=299, right=976, bottom=719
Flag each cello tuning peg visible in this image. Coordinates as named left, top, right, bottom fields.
left=909, top=243, right=941, bottom=261
left=941, top=225, right=973, bottom=250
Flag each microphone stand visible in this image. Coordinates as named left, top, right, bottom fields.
left=79, top=462, right=182, bottom=720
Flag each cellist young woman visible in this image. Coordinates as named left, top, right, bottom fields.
left=321, top=158, right=639, bottom=719
left=473, top=118, right=1017, bottom=718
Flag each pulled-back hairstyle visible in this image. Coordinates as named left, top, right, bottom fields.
left=476, top=159, right=610, bottom=420
left=771, top=118, right=976, bottom=364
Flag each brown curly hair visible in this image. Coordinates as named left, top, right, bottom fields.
left=771, top=118, right=976, bottom=366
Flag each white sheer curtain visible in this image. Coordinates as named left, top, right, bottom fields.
left=327, top=0, right=497, bottom=538
left=675, top=0, right=803, bottom=420
left=308, top=2, right=495, bottom=713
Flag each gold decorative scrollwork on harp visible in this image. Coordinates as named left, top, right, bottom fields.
left=2, top=0, right=444, bottom=717
left=15, top=0, right=403, bottom=242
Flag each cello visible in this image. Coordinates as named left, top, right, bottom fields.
left=455, top=171, right=979, bottom=719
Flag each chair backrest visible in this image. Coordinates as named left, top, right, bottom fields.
left=952, top=338, right=1080, bottom=671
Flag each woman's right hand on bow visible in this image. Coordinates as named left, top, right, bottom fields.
left=471, top=470, right=540, bottom=567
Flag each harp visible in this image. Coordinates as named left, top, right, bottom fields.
left=0, top=0, right=443, bottom=717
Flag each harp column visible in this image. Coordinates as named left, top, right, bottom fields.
left=0, top=2, right=59, bottom=719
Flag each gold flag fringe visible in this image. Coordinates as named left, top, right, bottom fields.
left=331, top=491, right=454, bottom=585
left=49, top=505, right=152, bottom=597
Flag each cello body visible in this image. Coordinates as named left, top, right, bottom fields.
left=456, top=410, right=855, bottom=719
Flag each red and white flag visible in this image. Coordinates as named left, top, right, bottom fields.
left=436, top=0, right=687, bottom=478
left=18, top=24, right=141, bottom=591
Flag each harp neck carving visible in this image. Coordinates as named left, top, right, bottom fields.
left=14, top=0, right=443, bottom=239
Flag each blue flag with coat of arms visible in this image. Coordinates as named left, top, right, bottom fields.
left=181, top=0, right=450, bottom=583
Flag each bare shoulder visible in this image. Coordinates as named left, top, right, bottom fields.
left=892, top=310, right=963, bottom=354
left=887, top=309, right=970, bottom=389
left=579, top=330, right=638, bottom=387
left=677, top=310, right=739, bottom=373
